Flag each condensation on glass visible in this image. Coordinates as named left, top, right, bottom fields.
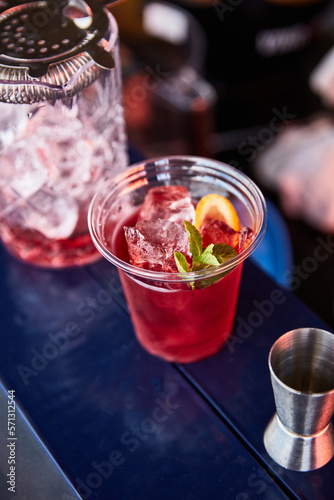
left=0, top=1, right=128, bottom=267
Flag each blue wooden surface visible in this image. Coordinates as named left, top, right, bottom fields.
left=180, top=261, right=334, bottom=500
left=0, top=244, right=290, bottom=500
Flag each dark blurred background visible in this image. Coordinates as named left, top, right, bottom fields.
left=108, top=0, right=334, bottom=328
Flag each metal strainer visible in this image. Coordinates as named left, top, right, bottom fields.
left=0, top=0, right=117, bottom=103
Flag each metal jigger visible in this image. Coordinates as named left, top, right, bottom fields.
left=264, top=328, right=334, bottom=471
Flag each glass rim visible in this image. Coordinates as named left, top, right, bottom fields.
left=88, top=155, right=268, bottom=283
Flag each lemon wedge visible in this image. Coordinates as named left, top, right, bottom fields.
left=195, top=194, right=241, bottom=231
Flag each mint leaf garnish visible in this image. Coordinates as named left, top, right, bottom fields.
left=174, top=221, right=238, bottom=289
left=194, top=252, right=220, bottom=267
left=201, top=243, right=214, bottom=255
left=212, top=243, right=237, bottom=263
left=174, top=252, right=190, bottom=273
left=184, top=220, right=202, bottom=258
left=192, top=260, right=213, bottom=272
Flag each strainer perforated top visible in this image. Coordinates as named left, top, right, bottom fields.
left=0, top=0, right=117, bottom=103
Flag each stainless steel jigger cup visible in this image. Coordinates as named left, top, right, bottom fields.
left=264, top=328, right=334, bottom=471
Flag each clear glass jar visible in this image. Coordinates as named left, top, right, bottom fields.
left=0, top=2, right=128, bottom=267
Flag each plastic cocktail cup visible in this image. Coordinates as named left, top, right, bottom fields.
left=88, top=156, right=267, bottom=363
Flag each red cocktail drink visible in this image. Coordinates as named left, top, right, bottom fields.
left=88, top=157, right=267, bottom=363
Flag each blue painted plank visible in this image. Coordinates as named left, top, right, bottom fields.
left=0, top=245, right=289, bottom=500
left=179, top=260, right=334, bottom=500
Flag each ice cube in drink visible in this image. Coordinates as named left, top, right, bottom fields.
left=201, top=219, right=254, bottom=253
left=137, top=185, right=195, bottom=225
left=124, top=218, right=191, bottom=272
